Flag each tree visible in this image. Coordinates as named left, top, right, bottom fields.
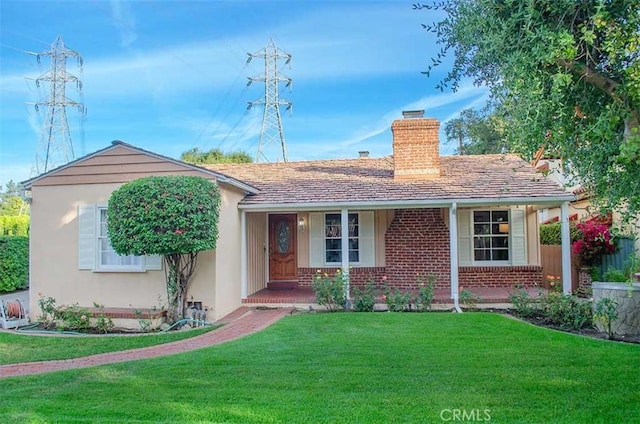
left=180, top=147, right=253, bottom=165
left=444, top=108, right=508, bottom=154
left=0, top=181, right=28, bottom=216
left=418, top=0, right=640, bottom=215
left=107, top=176, right=221, bottom=322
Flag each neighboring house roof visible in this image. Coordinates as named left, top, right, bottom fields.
left=20, top=141, right=259, bottom=194
left=207, top=153, right=575, bottom=210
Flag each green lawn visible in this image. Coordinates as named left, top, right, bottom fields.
left=1, top=313, right=639, bottom=423
left=0, top=327, right=213, bottom=365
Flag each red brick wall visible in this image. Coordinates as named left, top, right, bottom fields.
left=391, top=118, right=440, bottom=179
left=384, top=208, right=451, bottom=289
left=459, top=266, right=543, bottom=288
left=298, top=267, right=387, bottom=288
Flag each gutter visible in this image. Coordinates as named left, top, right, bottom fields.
left=236, top=195, right=576, bottom=211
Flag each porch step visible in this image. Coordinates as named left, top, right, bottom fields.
left=266, top=282, right=299, bottom=290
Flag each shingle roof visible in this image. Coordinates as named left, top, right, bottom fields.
left=205, top=154, right=574, bottom=207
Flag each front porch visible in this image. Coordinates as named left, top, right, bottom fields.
left=242, top=286, right=546, bottom=308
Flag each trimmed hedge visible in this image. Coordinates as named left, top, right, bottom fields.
left=0, top=215, right=29, bottom=236
left=540, top=222, right=581, bottom=245
left=0, top=236, right=29, bottom=293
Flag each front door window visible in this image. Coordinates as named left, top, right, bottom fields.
left=276, top=220, right=290, bottom=254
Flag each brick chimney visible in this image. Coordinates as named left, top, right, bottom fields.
left=391, top=110, right=441, bottom=179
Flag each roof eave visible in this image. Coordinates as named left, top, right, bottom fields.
left=236, top=195, right=577, bottom=212
left=20, top=141, right=259, bottom=195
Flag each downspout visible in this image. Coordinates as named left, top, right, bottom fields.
left=341, top=208, right=351, bottom=309
left=449, top=203, right=462, bottom=312
left=560, top=202, right=572, bottom=294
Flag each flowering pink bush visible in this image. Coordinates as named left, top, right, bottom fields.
left=572, top=221, right=617, bottom=266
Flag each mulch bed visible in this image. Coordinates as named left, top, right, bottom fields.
left=509, top=312, right=640, bottom=345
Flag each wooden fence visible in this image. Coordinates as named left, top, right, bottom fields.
left=541, top=237, right=636, bottom=291
left=540, top=245, right=579, bottom=291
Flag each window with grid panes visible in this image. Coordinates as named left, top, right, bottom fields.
left=324, top=213, right=359, bottom=264
left=97, top=207, right=143, bottom=270
left=472, top=210, right=509, bottom=262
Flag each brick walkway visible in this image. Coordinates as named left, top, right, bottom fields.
left=0, top=306, right=293, bottom=379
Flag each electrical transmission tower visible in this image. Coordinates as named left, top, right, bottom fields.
left=247, top=38, right=292, bottom=163
left=29, top=35, right=85, bottom=175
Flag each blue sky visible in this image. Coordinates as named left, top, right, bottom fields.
left=0, top=0, right=488, bottom=187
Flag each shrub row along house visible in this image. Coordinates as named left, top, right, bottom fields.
left=22, top=111, right=575, bottom=321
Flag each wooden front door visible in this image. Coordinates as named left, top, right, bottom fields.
left=268, top=214, right=298, bottom=287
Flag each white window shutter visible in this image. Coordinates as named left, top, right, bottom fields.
left=457, top=209, right=472, bottom=266
left=309, top=212, right=324, bottom=267
left=359, top=211, right=375, bottom=267
left=78, top=204, right=96, bottom=270
left=145, top=255, right=163, bottom=270
left=510, top=208, right=527, bottom=265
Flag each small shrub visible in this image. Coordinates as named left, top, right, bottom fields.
left=540, top=292, right=592, bottom=330
left=509, top=285, right=541, bottom=317
left=0, top=236, right=29, bottom=293
left=93, top=302, right=115, bottom=334
left=545, top=275, right=562, bottom=292
left=459, top=288, right=481, bottom=310
left=352, top=282, right=377, bottom=312
left=415, top=275, right=436, bottom=312
left=38, top=296, right=110, bottom=332
left=312, top=270, right=347, bottom=312
left=602, top=267, right=627, bottom=283
left=54, top=304, right=91, bottom=331
left=593, top=297, right=618, bottom=339
left=133, top=308, right=153, bottom=333
left=589, top=266, right=602, bottom=283
left=383, top=285, right=412, bottom=312
left=623, top=254, right=640, bottom=281
left=37, top=295, right=57, bottom=328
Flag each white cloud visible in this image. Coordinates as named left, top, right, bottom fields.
left=109, top=0, right=138, bottom=48
left=0, top=3, right=438, bottom=101
left=336, top=84, right=488, bottom=149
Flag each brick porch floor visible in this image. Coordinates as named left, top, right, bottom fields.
left=243, top=286, right=546, bottom=307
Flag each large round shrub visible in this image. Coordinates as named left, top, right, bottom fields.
left=107, top=176, right=221, bottom=321
left=107, top=176, right=221, bottom=255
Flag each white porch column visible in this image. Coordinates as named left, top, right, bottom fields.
left=341, top=208, right=350, bottom=304
left=560, top=201, right=572, bottom=294
left=240, top=210, right=248, bottom=299
left=449, top=203, right=461, bottom=312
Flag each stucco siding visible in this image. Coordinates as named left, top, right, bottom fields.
left=29, top=178, right=244, bottom=322
left=29, top=183, right=167, bottom=318
left=212, top=188, right=245, bottom=319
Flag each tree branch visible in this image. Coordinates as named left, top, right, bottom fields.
left=556, top=59, right=619, bottom=97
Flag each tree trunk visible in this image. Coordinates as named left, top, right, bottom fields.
left=164, top=252, right=198, bottom=324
